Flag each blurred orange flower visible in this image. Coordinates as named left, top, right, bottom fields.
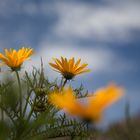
left=0, top=47, right=33, bottom=71
left=49, top=57, right=90, bottom=80
left=49, top=84, right=124, bottom=122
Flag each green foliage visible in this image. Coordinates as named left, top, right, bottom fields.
left=103, top=102, right=140, bottom=140
left=0, top=63, right=91, bottom=140
left=2, top=61, right=138, bottom=140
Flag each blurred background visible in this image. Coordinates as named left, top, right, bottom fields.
left=0, top=0, right=140, bottom=129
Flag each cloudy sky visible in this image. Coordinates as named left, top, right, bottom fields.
left=0, top=0, right=140, bottom=128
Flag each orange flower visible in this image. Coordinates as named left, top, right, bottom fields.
left=49, top=84, right=124, bottom=122
left=49, top=88, right=82, bottom=115
left=0, top=47, right=33, bottom=71
left=49, top=57, right=90, bottom=80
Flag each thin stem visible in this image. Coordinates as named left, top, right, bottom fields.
left=60, top=77, right=64, bottom=87
left=27, top=107, right=34, bottom=123
left=26, top=96, right=37, bottom=122
left=23, top=89, right=32, bottom=117
left=62, top=79, right=67, bottom=87
left=86, top=122, right=89, bottom=132
left=1, top=108, right=4, bottom=121
left=0, top=105, right=17, bottom=126
left=15, top=71, right=22, bottom=118
left=60, top=79, right=67, bottom=91
left=0, top=95, right=4, bottom=121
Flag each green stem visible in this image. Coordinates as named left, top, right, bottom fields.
left=23, top=90, right=32, bottom=117
left=15, top=71, right=22, bottom=118
left=62, top=79, right=67, bottom=87
left=1, top=95, right=4, bottom=121
left=1, top=108, right=4, bottom=121
left=26, top=96, right=37, bottom=122
left=0, top=105, right=17, bottom=126
left=86, top=122, right=89, bottom=132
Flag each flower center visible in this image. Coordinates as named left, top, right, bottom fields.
left=63, top=72, right=75, bottom=80
left=11, top=66, right=21, bottom=71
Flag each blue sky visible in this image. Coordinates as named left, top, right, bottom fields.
left=0, top=0, right=140, bottom=128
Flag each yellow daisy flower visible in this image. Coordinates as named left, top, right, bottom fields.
left=0, top=47, right=33, bottom=71
left=49, top=84, right=124, bottom=122
left=49, top=57, right=90, bottom=80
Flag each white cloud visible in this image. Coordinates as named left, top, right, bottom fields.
left=1, top=0, right=140, bottom=42
left=52, top=1, right=140, bottom=42
left=24, top=41, right=133, bottom=79
left=0, top=0, right=137, bottom=78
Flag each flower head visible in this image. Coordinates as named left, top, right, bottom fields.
left=0, top=47, right=33, bottom=71
left=49, top=88, right=82, bottom=115
left=49, top=84, right=124, bottom=122
left=49, top=57, right=90, bottom=80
